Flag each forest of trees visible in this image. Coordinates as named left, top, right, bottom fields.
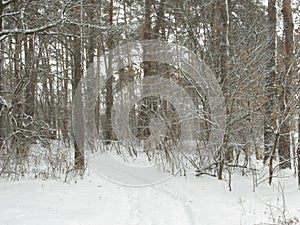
left=0, top=0, right=299, bottom=187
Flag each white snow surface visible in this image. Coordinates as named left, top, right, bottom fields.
left=1, top=168, right=300, bottom=225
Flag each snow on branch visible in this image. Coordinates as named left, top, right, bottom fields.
left=0, top=96, right=8, bottom=108
left=0, top=19, right=63, bottom=36
left=0, top=1, right=72, bottom=39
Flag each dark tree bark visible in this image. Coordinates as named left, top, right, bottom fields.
left=23, top=36, right=39, bottom=143
left=218, top=0, right=231, bottom=180
left=219, top=0, right=230, bottom=90
left=278, top=0, right=294, bottom=169
left=136, top=0, right=153, bottom=141
left=144, top=0, right=151, bottom=41
left=103, top=0, right=114, bottom=145
left=153, top=0, right=165, bottom=39
left=24, top=37, right=37, bottom=119
left=264, top=0, right=277, bottom=165
left=0, top=0, right=5, bottom=150
left=86, top=0, right=96, bottom=148
left=62, top=37, right=70, bottom=146
left=72, top=1, right=84, bottom=170
left=298, top=110, right=300, bottom=188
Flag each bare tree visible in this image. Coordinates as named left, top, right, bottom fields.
left=24, top=36, right=37, bottom=122
left=218, top=0, right=230, bottom=180
left=278, top=0, right=294, bottom=169
left=72, top=0, right=84, bottom=170
left=0, top=0, right=6, bottom=150
left=136, top=0, right=152, bottom=141
left=264, top=0, right=277, bottom=185
left=103, top=0, right=114, bottom=145
left=298, top=95, right=300, bottom=189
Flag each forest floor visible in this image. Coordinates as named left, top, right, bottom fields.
left=0, top=158, right=300, bottom=225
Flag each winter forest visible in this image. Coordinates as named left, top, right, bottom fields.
left=0, top=0, right=300, bottom=224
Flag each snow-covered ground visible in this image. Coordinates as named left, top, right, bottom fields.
left=1, top=166, right=299, bottom=225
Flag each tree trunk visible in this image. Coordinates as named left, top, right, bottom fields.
left=264, top=0, right=277, bottom=165
left=144, top=0, right=151, bottom=41
left=86, top=0, right=96, bottom=149
left=153, top=0, right=165, bottom=39
left=103, top=0, right=114, bottom=145
left=72, top=1, right=84, bottom=170
left=218, top=0, right=231, bottom=180
left=62, top=37, right=70, bottom=146
left=48, top=67, right=56, bottom=139
left=278, top=0, right=294, bottom=169
left=24, top=36, right=37, bottom=119
left=136, top=0, right=153, bottom=141
left=0, top=0, right=5, bottom=150
left=298, top=111, right=300, bottom=189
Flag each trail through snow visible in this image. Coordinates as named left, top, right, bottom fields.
left=124, top=184, right=195, bottom=225
left=1, top=168, right=300, bottom=225
left=0, top=171, right=197, bottom=225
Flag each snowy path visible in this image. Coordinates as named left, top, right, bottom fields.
left=0, top=172, right=196, bottom=225
left=0, top=175, right=131, bottom=225
left=1, top=170, right=300, bottom=225
left=124, top=185, right=195, bottom=225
